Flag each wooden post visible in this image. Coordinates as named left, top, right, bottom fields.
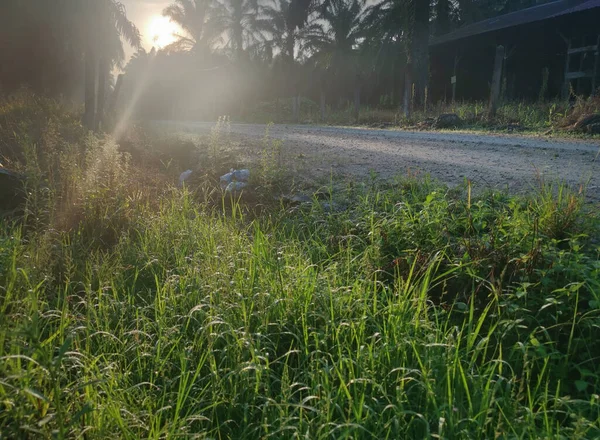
left=488, top=45, right=505, bottom=118
left=319, top=70, right=326, bottom=122
left=562, top=38, right=572, bottom=100
left=292, top=96, right=298, bottom=122
left=451, top=55, right=459, bottom=103
left=576, top=37, right=586, bottom=95
left=592, top=35, right=600, bottom=95
left=403, top=63, right=412, bottom=118
left=353, top=74, right=360, bottom=123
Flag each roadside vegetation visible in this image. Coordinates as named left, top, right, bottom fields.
left=1, top=94, right=600, bottom=438
left=247, top=94, right=600, bottom=137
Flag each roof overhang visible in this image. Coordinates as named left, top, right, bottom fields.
left=430, top=0, right=600, bottom=46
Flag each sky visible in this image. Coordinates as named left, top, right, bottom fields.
left=121, top=0, right=181, bottom=61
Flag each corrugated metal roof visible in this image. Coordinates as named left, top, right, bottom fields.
left=431, top=0, right=600, bottom=46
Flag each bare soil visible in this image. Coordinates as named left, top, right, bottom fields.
left=162, top=122, right=600, bottom=202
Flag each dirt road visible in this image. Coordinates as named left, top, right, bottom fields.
left=162, top=121, right=600, bottom=201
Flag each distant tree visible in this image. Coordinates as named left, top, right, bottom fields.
left=78, top=0, right=141, bottom=130
left=303, top=0, right=367, bottom=105
left=212, top=0, right=261, bottom=58
left=256, top=0, right=298, bottom=63
left=410, top=0, right=430, bottom=107
left=0, top=0, right=83, bottom=97
left=255, top=0, right=315, bottom=112
left=435, top=0, right=450, bottom=36
left=457, top=0, right=480, bottom=24
left=162, top=0, right=221, bottom=54
left=362, top=0, right=430, bottom=111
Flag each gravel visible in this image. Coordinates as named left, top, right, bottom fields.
left=159, top=121, right=600, bottom=202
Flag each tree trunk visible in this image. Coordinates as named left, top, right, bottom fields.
left=292, top=77, right=300, bottom=123
left=435, top=0, right=450, bottom=36
left=403, top=64, right=412, bottom=118
left=354, top=74, right=360, bottom=124
left=411, top=0, right=430, bottom=108
left=107, top=73, right=124, bottom=116
left=83, top=48, right=96, bottom=130
left=95, top=57, right=108, bottom=131
left=292, top=96, right=298, bottom=122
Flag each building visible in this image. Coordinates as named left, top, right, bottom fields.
left=429, top=0, right=600, bottom=102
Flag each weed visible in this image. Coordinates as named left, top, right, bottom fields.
left=1, top=98, right=600, bottom=438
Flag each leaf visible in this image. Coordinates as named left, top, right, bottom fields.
left=575, top=380, right=588, bottom=392
left=529, top=337, right=540, bottom=347
left=23, top=388, right=49, bottom=402
left=56, top=336, right=72, bottom=361
left=69, top=403, right=94, bottom=426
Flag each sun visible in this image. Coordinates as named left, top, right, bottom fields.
left=146, top=15, right=179, bottom=49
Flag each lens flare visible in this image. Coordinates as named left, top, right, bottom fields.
left=146, top=15, right=178, bottom=49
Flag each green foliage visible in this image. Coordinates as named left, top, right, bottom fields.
left=244, top=96, right=600, bottom=136
left=1, top=106, right=600, bottom=438
left=1, top=99, right=600, bottom=437
left=257, top=123, right=284, bottom=189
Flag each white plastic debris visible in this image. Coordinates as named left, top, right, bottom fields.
left=220, top=168, right=250, bottom=190
left=179, top=169, right=193, bottom=186
left=232, top=169, right=250, bottom=181
left=220, top=171, right=233, bottom=188
left=225, top=181, right=248, bottom=193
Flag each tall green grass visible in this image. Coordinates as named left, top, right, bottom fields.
left=2, top=181, right=600, bottom=438
left=1, top=95, right=600, bottom=438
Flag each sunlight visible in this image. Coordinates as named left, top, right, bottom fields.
left=146, top=15, right=179, bottom=49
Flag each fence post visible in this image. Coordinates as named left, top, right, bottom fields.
left=403, top=63, right=412, bottom=118
left=354, top=73, right=361, bottom=123
left=488, top=45, right=505, bottom=118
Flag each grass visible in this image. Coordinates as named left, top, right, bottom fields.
left=245, top=95, right=600, bottom=137
left=1, top=94, right=600, bottom=438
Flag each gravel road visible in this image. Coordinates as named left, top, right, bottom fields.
left=161, top=121, right=600, bottom=201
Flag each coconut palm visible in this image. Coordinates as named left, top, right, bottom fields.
left=361, top=0, right=430, bottom=113
left=162, top=0, right=221, bottom=53
left=302, top=0, right=367, bottom=106
left=75, top=0, right=141, bottom=130
left=256, top=0, right=318, bottom=62
left=254, top=0, right=312, bottom=119
left=256, top=0, right=297, bottom=63
left=303, top=0, right=366, bottom=67
left=211, top=0, right=261, bottom=57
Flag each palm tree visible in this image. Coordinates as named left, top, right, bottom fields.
left=361, top=0, right=430, bottom=114
left=212, top=0, right=261, bottom=58
left=0, top=1, right=85, bottom=98
left=303, top=0, right=367, bottom=108
left=162, top=0, right=221, bottom=53
left=361, top=0, right=410, bottom=108
left=434, top=0, right=451, bottom=36
left=255, top=0, right=309, bottom=118
left=410, top=0, right=430, bottom=109
left=256, top=0, right=297, bottom=63
left=78, top=0, right=141, bottom=130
